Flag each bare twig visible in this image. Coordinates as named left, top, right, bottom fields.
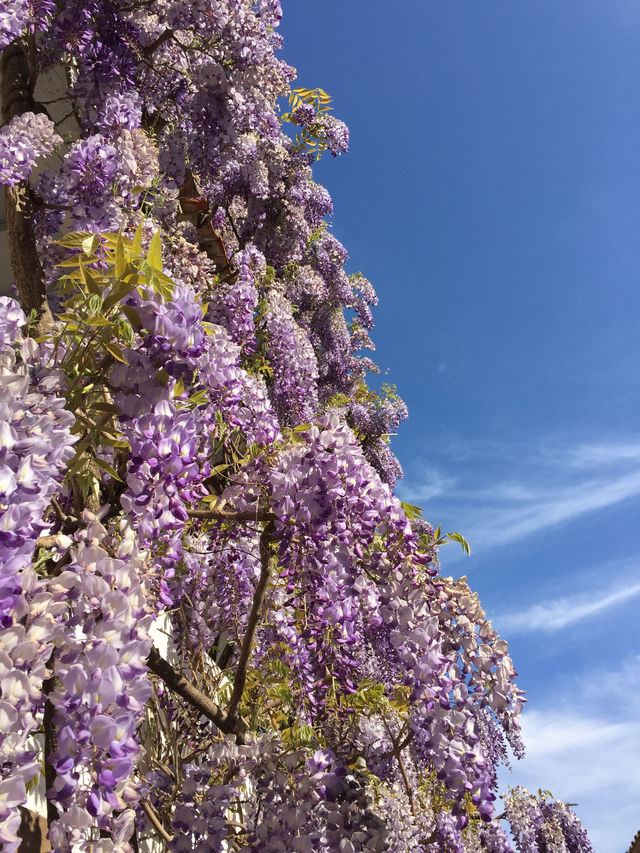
left=140, top=800, right=174, bottom=844
left=224, top=205, right=243, bottom=246
left=378, top=731, right=413, bottom=760
left=224, top=521, right=275, bottom=731
left=381, top=718, right=415, bottom=816
left=50, top=496, right=73, bottom=525
left=35, top=535, right=61, bottom=550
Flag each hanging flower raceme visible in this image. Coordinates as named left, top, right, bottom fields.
left=0, top=112, right=61, bottom=187
left=504, top=787, right=593, bottom=853
left=0, top=298, right=75, bottom=851
left=46, top=514, right=153, bottom=853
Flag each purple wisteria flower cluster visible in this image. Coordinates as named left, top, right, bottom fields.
left=0, top=112, right=61, bottom=186
left=0, top=1, right=594, bottom=851
left=503, top=787, right=593, bottom=853
left=0, top=299, right=75, bottom=850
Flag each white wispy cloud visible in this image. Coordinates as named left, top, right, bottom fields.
left=400, top=466, right=457, bottom=503
left=495, top=576, right=640, bottom=634
left=400, top=437, right=640, bottom=555
left=563, top=440, right=640, bottom=468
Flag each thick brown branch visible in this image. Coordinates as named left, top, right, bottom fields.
left=3, top=183, right=53, bottom=335
left=224, top=521, right=275, bottom=730
left=146, top=647, right=229, bottom=733
left=1, top=43, right=53, bottom=336
left=1, top=42, right=34, bottom=122
left=43, top=676, right=59, bottom=828
left=142, top=29, right=175, bottom=57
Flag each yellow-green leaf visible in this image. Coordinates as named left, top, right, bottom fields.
left=82, top=234, right=99, bottom=256
left=147, top=230, right=162, bottom=271
left=84, top=316, right=113, bottom=327
left=105, top=342, right=128, bottom=363
left=115, top=234, right=126, bottom=278
left=94, top=457, right=123, bottom=481
left=55, top=232, right=94, bottom=249
left=55, top=253, right=98, bottom=268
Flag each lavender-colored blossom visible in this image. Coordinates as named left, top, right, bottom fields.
left=0, top=0, right=55, bottom=48
left=47, top=516, right=153, bottom=849
left=319, top=114, right=350, bottom=156
left=293, top=103, right=316, bottom=127
left=96, top=90, right=143, bottom=131
left=0, top=112, right=61, bottom=186
left=504, top=788, right=592, bottom=853
left=0, top=299, right=75, bottom=849
left=263, top=290, right=319, bottom=424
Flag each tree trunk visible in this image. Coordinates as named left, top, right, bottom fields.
left=1, top=42, right=53, bottom=335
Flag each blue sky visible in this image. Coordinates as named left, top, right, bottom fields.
left=281, top=2, right=640, bottom=850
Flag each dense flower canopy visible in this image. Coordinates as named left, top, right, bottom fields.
left=0, top=2, right=592, bottom=852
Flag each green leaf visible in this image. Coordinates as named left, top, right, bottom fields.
left=94, top=457, right=123, bottom=481
left=400, top=500, right=424, bottom=520
left=86, top=293, right=103, bottom=314
left=102, top=278, right=139, bottom=312
left=131, top=221, right=143, bottom=257
left=105, top=342, right=128, bottom=363
left=65, top=453, right=89, bottom=478
left=89, top=401, right=119, bottom=414
left=187, top=389, right=208, bottom=407
left=115, top=233, right=126, bottom=278
left=119, top=304, right=143, bottom=331
left=147, top=230, right=162, bottom=271
left=446, top=532, right=472, bottom=555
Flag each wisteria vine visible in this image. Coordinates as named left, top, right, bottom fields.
left=0, top=2, right=592, bottom=851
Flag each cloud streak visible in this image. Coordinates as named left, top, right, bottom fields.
left=400, top=437, right=640, bottom=554
left=495, top=576, right=640, bottom=634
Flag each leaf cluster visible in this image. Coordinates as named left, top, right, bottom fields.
left=281, top=86, right=335, bottom=158
left=50, top=225, right=174, bottom=498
